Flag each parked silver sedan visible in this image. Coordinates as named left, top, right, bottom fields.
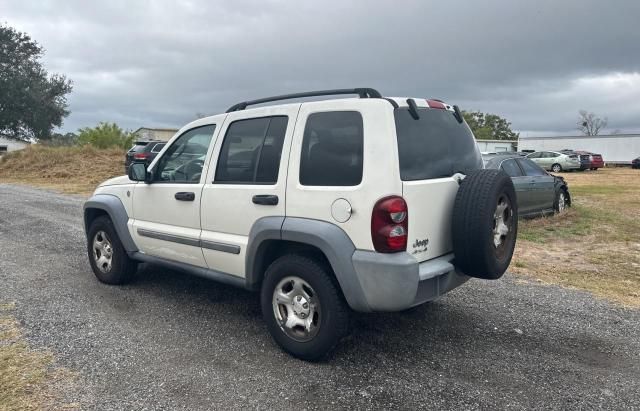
left=526, top=151, right=581, bottom=172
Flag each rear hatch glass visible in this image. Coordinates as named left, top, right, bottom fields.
left=395, top=107, right=483, bottom=262
left=395, top=108, right=482, bottom=180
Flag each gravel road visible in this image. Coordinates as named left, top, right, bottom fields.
left=1, top=184, right=639, bottom=410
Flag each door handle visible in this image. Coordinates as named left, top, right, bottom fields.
left=252, top=194, right=279, bottom=206
left=175, top=192, right=195, bottom=201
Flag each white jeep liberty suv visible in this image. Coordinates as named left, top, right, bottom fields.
left=84, top=88, right=518, bottom=360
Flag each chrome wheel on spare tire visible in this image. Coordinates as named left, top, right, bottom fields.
left=452, top=169, right=518, bottom=280
left=492, top=195, right=515, bottom=261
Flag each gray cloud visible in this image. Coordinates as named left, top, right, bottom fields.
left=2, top=0, right=640, bottom=135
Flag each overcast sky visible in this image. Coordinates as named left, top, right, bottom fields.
left=2, top=0, right=640, bottom=136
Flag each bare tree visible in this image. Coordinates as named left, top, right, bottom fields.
left=577, top=110, right=607, bottom=136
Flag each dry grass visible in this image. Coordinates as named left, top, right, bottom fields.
left=0, top=303, right=78, bottom=410
left=511, top=167, right=640, bottom=307
left=0, top=145, right=125, bottom=196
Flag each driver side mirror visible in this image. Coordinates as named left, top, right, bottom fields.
left=128, top=162, right=151, bottom=183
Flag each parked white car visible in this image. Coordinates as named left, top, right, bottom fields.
left=526, top=151, right=581, bottom=172
left=83, top=88, right=518, bottom=360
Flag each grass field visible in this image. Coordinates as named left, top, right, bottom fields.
left=512, top=167, right=640, bottom=307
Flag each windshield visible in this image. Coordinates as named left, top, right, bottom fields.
left=395, top=108, right=483, bottom=180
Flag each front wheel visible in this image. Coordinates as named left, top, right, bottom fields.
left=551, top=163, right=562, bottom=173
left=87, top=216, right=137, bottom=284
left=554, top=189, right=569, bottom=214
left=261, top=255, right=350, bottom=361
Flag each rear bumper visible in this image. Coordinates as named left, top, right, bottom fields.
left=350, top=251, right=470, bottom=312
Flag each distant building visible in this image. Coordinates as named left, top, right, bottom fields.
left=476, top=139, right=518, bottom=154
left=518, top=134, right=640, bottom=164
left=0, top=136, right=30, bottom=156
left=133, top=127, right=179, bottom=142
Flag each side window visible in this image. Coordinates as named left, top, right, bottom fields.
left=517, top=158, right=547, bottom=176
left=299, top=111, right=363, bottom=186
left=151, top=143, right=165, bottom=153
left=528, top=152, right=541, bottom=159
left=153, top=125, right=216, bottom=183
left=215, top=116, right=288, bottom=184
left=500, top=159, right=523, bottom=177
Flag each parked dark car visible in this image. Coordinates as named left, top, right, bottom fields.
left=125, top=140, right=166, bottom=173
left=484, top=154, right=571, bottom=217
left=575, top=151, right=604, bottom=170
left=560, top=149, right=591, bottom=170
left=632, top=156, right=640, bottom=169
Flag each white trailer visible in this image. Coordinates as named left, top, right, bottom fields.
left=476, top=139, right=517, bottom=154
left=518, top=134, right=640, bottom=165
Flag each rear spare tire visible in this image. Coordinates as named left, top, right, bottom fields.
left=452, top=169, right=518, bottom=280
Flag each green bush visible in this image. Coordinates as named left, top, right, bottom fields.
left=77, top=122, right=135, bottom=149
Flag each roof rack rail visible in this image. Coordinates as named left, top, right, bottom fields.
left=225, top=88, right=383, bottom=113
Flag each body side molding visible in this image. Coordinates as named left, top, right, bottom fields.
left=130, top=252, right=247, bottom=289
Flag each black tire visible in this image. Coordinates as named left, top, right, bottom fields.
left=554, top=188, right=570, bottom=213
left=87, top=216, right=137, bottom=284
left=452, top=169, right=518, bottom=280
left=261, top=255, right=350, bottom=361
left=551, top=163, right=562, bottom=173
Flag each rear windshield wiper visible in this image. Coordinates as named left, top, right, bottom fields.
left=406, top=98, right=420, bottom=120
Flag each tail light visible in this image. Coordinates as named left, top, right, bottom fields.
left=134, top=153, right=148, bottom=160
left=371, top=196, right=408, bottom=253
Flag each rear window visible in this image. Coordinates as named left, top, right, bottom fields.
left=395, top=108, right=482, bottom=181
left=128, top=142, right=148, bottom=153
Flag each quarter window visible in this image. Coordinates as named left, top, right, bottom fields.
left=517, top=158, right=547, bottom=176
left=151, top=143, right=166, bottom=153
left=153, top=125, right=216, bottom=183
left=299, top=111, right=364, bottom=186
left=215, top=116, right=288, bottom=184
left=500, top=159, right=523, bottom=177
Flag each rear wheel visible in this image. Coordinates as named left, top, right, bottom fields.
left=452, top=169, right=518, bottom=280
left=261, top=255, right=350, bottom=361
left=87, top=216, right=137, bottom=284
left=551, top=163, right=562, bottom=173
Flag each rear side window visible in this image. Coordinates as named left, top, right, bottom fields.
left=299, top=111, right=363, bottom=186
left=151, top=143, right=165, bottom=153
left=501, top=159, right=523, bottom=177
left=517, top=158, right=546, bottom=176
left=395, top=108, right=482, bottom=180
left=215, top=116, right=288, bottom=184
